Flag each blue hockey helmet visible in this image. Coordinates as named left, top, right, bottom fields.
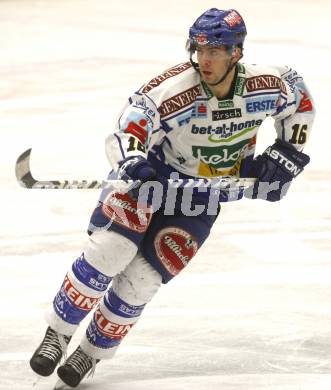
left=188, top=8, right=247, bottom=52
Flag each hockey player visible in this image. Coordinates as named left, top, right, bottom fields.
left=30, top=8, right=314, bottom=388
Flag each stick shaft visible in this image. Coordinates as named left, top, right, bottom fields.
left=15, top=149, right=256, bottom=190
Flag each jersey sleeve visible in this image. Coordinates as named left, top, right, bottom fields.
left=271, top=66, right=315, bottom=152
left=105, top=92, right=162, bottom=170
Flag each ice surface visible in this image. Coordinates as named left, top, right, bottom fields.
left=1, top=0, right=331, bottom=389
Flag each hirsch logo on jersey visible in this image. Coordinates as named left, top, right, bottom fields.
left=94, top=308, right=135, bottom=339
left=192, top=139, right=251, bottom=169
left=154, top=227, right=198, bottom=277
left=246, top=75, right=287, bottom=94
left=142, top=62, right=192, bottom=94
left=159, top=85, right=200, bottom=118
left=212, top=108, right=242, bottom=121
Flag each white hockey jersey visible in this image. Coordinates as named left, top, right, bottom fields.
left=106, top=61, right=314, bottom=180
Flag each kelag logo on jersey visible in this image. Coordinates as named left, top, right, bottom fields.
left=212, top=108, right=242, bottom=121
left=192, top=139, right=251, bottom=169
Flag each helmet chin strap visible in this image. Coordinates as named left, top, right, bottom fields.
left=208, top=53, right=243, bottom=86
left=190, top=51, right=243, bottom=87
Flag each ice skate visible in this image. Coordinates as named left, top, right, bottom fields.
left=30, top=326, right=72, bottom=376
left=57, top=346, right=99, bottom=388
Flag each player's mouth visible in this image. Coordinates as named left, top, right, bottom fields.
left=201, top=71, right=213, bottom=79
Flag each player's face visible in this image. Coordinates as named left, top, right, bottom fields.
left=196, top=45, right=232, bottom=84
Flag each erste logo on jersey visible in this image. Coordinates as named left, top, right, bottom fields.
left=154, top=227, right=198, bottom=277
left=246, top=96, right=280, bottom=113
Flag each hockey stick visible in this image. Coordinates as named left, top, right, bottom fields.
left=15, top=148, right=256, bottom=190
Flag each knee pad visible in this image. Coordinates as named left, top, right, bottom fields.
left=84, top=230, right=138, bottom=277
left=112, top=252, right=162, bottom=306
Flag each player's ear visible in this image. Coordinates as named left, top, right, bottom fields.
left=232, top=47, right=242, bottom=61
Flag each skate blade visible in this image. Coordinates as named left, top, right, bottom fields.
left=53, top=378, right=68, bottom=390
left=32, top=375, right=42, bottom=387
left=32, top=375, right=53, bottom=388
left=32, top=375, right=40, bottom=387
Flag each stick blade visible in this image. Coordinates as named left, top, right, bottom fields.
left=15, top=148, right=37, bottom=188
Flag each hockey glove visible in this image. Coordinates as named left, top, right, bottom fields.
left=118, top=156, right=157, bottom=182
left=246, top=139, right=310, bottom=202
left=117, top=156, right=159, bottom=201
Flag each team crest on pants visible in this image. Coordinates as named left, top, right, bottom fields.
left=154, top=227, right=198, bottom=276
left=101, top=192, right=152, bottom=233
